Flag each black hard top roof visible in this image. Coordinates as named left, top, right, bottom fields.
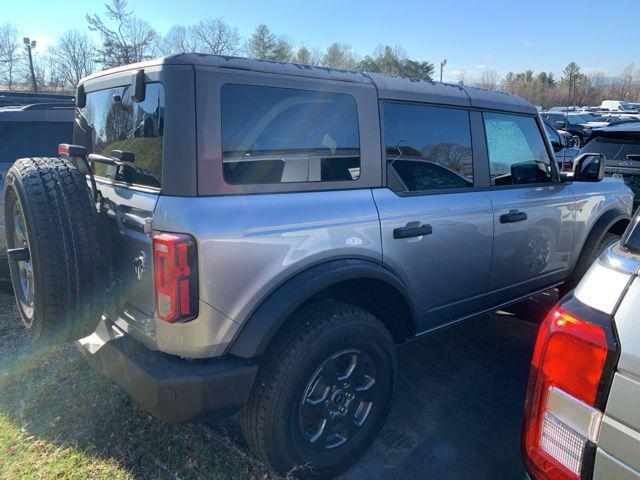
left=81, top=53, right=537, bottom=115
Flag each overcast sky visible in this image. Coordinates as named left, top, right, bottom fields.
left=7, top=0, right=640, bottom=81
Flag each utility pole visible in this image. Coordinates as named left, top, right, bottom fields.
left=440, top=58, right=447, bottom=83
left=23, top=37, right=37, bottom=92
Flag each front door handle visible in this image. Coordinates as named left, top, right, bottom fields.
left=393, top=223, right=433, bottom=239
left=500, top=209, right=528, bottom=224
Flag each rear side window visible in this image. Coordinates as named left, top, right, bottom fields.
left=74, top=83, right=165, bottom=189
left=382, top=102, right=473, bottom=192
left=221, top=84, right=360, bottom=184
left=484, top=112, right=553, bottom=186
left=0, top=121, right=72, bottom=163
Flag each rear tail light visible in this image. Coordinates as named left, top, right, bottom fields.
left=523, top=301, right=617, bottom=480
left=153, top=233, right=198, bottom=323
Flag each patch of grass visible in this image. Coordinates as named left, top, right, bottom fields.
left=0, top=291, right=275, bottom=480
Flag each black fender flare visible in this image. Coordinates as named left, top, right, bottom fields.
left=228, top=258, right=417, bottom=359
left=568, top=208, right=630, bottom=282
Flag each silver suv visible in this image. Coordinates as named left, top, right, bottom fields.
left=4, top=54, right=634, bottom=478
left=523, top=211, right=640, bottom=480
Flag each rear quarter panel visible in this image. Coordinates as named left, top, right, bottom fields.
left=153, top=189, right=383, bottom=326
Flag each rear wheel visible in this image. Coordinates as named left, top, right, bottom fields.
left=4, top=157, right=106, bottom=343
left=241, top=301, right=396, bottom=477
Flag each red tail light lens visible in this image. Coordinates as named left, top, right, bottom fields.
left=153, top=233, right=198, bottom=323
left=523, top=303, right=615, bottom=480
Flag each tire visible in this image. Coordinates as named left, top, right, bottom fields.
left=241, top=301, right=396, bottom=478
left=559, top=232, right=619, bottom=297
left=4, top=157, right=106, bottom=344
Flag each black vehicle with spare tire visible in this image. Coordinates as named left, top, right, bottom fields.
left=5, top=54, right=634, bottom=479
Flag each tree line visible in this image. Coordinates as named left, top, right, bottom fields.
left=1, top=0, right=639, bottom=109
left=0, top=0, right=434, bottom=93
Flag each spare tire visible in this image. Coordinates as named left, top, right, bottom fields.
left=4, top=157, right=107, bottom=344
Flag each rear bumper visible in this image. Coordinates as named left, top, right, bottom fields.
left=76, top=320, right=258, bottom=423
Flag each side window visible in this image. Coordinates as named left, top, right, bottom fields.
left=543, top=122, right=561, bottom=144
left=382, top=102, right=473, bottom=192
left=221, top=84, right=360, bottom=184
left=75, top=83, right=165, bottom=189
left=483, top=112, right=553, bottom=186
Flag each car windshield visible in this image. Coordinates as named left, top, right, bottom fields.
left=580, top=134, right=640, bottom=159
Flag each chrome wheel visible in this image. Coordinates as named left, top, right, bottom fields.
left=12, top=201, right=34, bottom=321
left=298, top=349, right=377, bottom=450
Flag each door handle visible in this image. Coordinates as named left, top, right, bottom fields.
left=500, top=209, right=528, bottom=224
left=393, top=223, right=433, bottom=239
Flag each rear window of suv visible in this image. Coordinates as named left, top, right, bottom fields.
left=0, top=121, right=72, bottom=163
left=74, top=83, right=165, bottom=189
left=580, top=134, right=640, bottom=159
left=221, top=84, right=360, bottom=184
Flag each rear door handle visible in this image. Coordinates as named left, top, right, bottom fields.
left=393, top=223, right=433, bottom=239
left=500, top=209, right=528, bottom=224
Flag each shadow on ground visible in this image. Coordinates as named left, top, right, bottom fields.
left=0, top=287, right=557, bottom=479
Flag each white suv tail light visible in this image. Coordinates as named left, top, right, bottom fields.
left=522, top=301, right=618, bottom=480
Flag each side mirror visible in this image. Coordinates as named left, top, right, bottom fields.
left=573, top=153, right=605, bottom=182
left=555, top=121, right=565, bottom=129
left=76, top=84, right=86, bottom=108
left=111, top=150, right=135, bottom=163
left=131, top=69, right=146, bottom=103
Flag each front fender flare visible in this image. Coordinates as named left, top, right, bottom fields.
left=228, top=259, right=416, bottom=359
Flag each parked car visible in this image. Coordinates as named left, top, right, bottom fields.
left=579, top=123, right=640, bottom=207
left=4, top=54, right=635, bottom=477
left=540, top=111, right=608, bottom=147
left=0, top=101, right=73, bottom=278
left=600, top=100, right=639, bottom=112
left=543, top=121, right=579, bottom=171
left=594, top=113, right=640, bottom=126
left=522, top=210, right=640, bottom=480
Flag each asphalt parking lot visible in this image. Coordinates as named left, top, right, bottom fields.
left=339, top=290, right=558, bottom=480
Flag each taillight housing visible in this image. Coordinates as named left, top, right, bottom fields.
left=153, top=233, right=198, bottom=323
left=522, top=296, right=618, bottom=480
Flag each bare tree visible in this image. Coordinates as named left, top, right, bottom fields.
left=154, top=25, right=200, bottom=56
left=322, top=43, right=358, bottom=70
left=473, top=70, right=500, bottom=90
left=50, top=30, right=96, bottom=89
left=457, top=69, right=468, bottom=85
left=86, top=0, right=156, bottom=68
left=293, top=45, right=321, bottom=66
left=0, top=23, right=20, bottom=89
left=193, top=18, right=240, bottom=55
